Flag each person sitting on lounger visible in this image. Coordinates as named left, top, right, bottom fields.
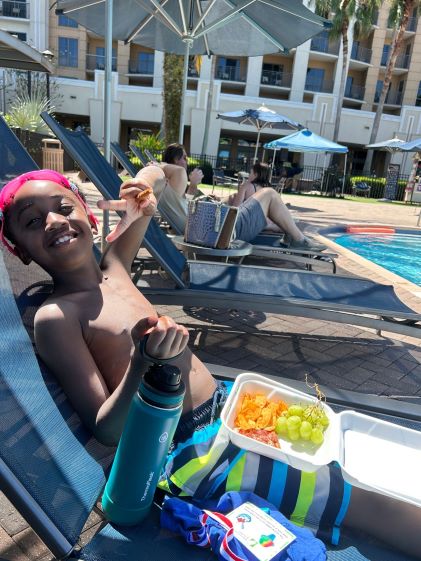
left=159, top=143, right=326, bottom=251
left=1, top=168, right=421, bottom=558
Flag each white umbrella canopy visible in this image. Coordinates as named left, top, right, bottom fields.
left=365, top=137, right=407, bottom=152
left=56, top=0, right=330, bottom=145
left=217, top=105, right=302, bottom=162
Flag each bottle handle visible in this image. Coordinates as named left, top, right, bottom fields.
left=139, top=334, right=185, bottom=365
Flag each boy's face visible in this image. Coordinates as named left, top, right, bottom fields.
left=6, top=180, right=95, bottom=271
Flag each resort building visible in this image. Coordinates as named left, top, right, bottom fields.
left=1, top=0, right=421, bottom=174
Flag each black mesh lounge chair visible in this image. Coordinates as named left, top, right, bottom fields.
left=113, top=141, right=338, bottom=273
left=40, top=112, right=421, bottom=340
left=1, top=246, right=421, bottom=561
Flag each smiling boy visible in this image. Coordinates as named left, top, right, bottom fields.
left=1, top=167, right=421, bottom=557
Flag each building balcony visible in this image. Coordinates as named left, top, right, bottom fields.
left=188, top=67, right=200, bottom=78
left=86, top=53, right=117, bottom=71
left=374, top=90, right=403, bottom=106
left=128, top=59, right=153, bottom=75
left=310, top=36, right=340, bottom=56
left=0, top=1, right=29, bottom=18
left=215, top=66, right=246, bottom=82
left=344, top=83, right=365, bottom=101
left=381, top=52, right=410, bottom=70
left=350, top=43, right=372, bottom=64
left=387, top=15, right=417, bottom=32
left=260, top=70, right=292, bottom=88
left=304, top=79, right=334, bottom=94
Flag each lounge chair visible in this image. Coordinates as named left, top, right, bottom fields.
left=1, top=247, right=420, bottom=561
left=111, top=140, right=338, bottom=273
left=0, top=115, right=38, bottom=186
left=39, top=112, right=421, bottom=340
left=110, top=141, right=139, bottom=177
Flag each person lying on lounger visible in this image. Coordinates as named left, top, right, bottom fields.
left=159, top=143, right=326, bottom=251
left=0, top=168, right=420, bottom=558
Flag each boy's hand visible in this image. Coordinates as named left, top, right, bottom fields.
left=97, top=178, right=157, bottom=243
left=132, top=316, right=189, bottom=362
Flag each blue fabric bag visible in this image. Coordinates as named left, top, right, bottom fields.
left=161, top=491, right=327, bottom=561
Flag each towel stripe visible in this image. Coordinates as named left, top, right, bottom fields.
left=332, top=480, right=352, bottom=545
left=267, top=460, right=288, bottom=508
left=289, top=470, right=317, bottom=527
left=253, top=453, right=274, bottom=499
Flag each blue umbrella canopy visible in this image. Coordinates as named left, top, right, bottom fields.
left=218, top=105, right=302, bottom=161
left=398, top=137, right=421, bottom=152
left=264, top=128, right=348, bottom=153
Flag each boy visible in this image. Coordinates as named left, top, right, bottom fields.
left=1, top=167, right=420, bottom=557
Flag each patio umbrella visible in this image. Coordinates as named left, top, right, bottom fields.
left=56, top=0, right=330, bottom=147
left=264, top=128, right=348, bottom=195
left=365, top=137, right=407, bottom=152
left=217, top=105, right=302, bottom=162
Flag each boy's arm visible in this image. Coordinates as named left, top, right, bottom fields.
left=99, top=165, right=166, bottom=274
left=35, top=305, right=189, bottom=446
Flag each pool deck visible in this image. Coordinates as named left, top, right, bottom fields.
left=1, top=187, right=421, bottom=561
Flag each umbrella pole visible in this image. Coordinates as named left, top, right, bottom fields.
left=341, top=153, right=348, bottom=197
left=254, top=128, right=261, bottom=163
left=102, top=0, right=113, bottom=250
left=269, top=149, right=276, bottom=184
left=178, top=39, right=192, bottom=145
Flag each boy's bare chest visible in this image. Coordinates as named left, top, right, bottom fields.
left=81, top=282, right=157, bottom=390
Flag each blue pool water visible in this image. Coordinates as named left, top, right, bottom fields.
left=324, top=229, right=421, bottom=287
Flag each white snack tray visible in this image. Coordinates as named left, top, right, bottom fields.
left=220, top=373, right=421, bottom=507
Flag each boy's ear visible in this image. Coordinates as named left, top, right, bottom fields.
left=14, top=246, right=32, bottom=265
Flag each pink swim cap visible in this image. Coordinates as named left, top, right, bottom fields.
left=0, top=169, right=99, bottom=255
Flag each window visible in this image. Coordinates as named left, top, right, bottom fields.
left=416, top=82, right=421, bottom=106
left=137, top=52, right=154, bottom=74
left=261, top=63, right=283, bottom=85
left=381, top=44, right=390, bottom=66
left=374, top=80, right=383, bottom=102
left=58, top=14, right=78, bottom=27
left=58, top=37, right=78, bottom=67
left=95, top=46, right=117, bottom=71
left=216, top=57, right=240, bottom=80
left=345, top=76, right=353, bottom=97
left=305, top=68, right=325, bottom=92
left=9, top=31, right=26, bottom=42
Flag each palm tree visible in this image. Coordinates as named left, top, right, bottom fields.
left=363, top=0, right=419, bottom=175
left=162, top=53, right=184, bottom=145
left=315, top=0, right=382, bottom=144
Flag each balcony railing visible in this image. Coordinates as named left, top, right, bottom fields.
left=374, top=90, right=403, bottom=105
left=310, top=36, right=340, bottom=55
left=86, top=53, right=117, bottom=71
left=381, top=52, right=410, bottom=68
left=350, top=43, right=372, bottom=64
left=128, top=59, right=154, bottom=74
left=215, top=66, right=245, bottom=82
left=344, top=83, right=365, bottom=100
left=304, top=79, right=334, bottom=93
left=188, top=67, right=200, bottom=77
left=395, top=53, right=410, bottom=69
left=260, top=70, right=292, bottom=87
left=388, top=16, right=417, bottom=32
left=0, top=1, right=29, bottom=18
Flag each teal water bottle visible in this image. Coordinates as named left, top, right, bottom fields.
left=102, top=361, right=185, bottom=525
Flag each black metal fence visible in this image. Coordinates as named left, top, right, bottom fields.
left=129, top=149, right=412, bottom=201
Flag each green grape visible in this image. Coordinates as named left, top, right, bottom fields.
left=288, top=429, right=301, bottom=441
left=319, top=414, right=330, bottom=429
left=299, top=420, right=312, bottom=440
left=275, top=416, right=288, bottom=435
left=310, top=427, right=324, bottom=445
left=288, top=404, right=304, bottom=418
left=286, top=415, right=302, bottom=430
